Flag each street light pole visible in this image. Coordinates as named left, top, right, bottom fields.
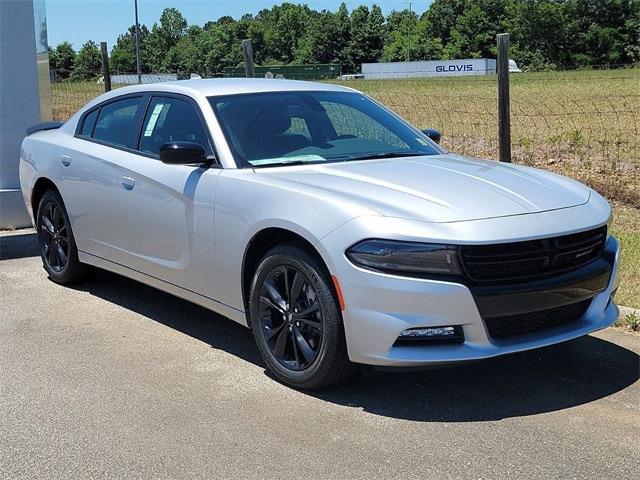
left=134, top=0, right=142, bottom=84
left=406, top=2, right=413, bottom=62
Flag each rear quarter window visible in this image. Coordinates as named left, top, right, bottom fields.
left=80, top=108, right=99, bottom=137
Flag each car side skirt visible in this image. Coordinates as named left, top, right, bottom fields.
left=78, top=250, right=248, bottom=326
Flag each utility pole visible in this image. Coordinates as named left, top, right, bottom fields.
left=406, top=2, right=413, bottom=62
left=100, top=42, right=111, bottom=92
left=242, top=39, right=255, bottom=78
left=497, top=33, right=512, bottom=163
left=134, top=0, right=142, bottom=84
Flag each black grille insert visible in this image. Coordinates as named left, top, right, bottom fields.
left=484, top=300, right=591, bottom=339
left=461, top=226, right=607, bottom=282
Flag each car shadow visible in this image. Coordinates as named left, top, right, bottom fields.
left=67, top=268, right=639, bottom=423
left=0, top=231, right=40, bottom=260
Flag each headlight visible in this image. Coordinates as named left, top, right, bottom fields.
left=346, top=239, right=462, bottom=275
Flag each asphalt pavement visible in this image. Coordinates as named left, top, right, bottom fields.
left=1, top=229, right=639, bottom=479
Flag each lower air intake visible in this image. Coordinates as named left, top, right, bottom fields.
left=484, top=300, right=592, bottom=340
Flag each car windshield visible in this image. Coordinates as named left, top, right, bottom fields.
left=208, top=90, right=439, bottom=168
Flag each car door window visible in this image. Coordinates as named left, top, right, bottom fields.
left=139, top=97, right=210, bottom=156
left=92, top=97, right=143, bottom=148
left=80, top=108, right=99, bottom=137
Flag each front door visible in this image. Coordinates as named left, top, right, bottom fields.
left=67, top=94, right=219, bottom=298
left=107, top=95, right=220, bottom=296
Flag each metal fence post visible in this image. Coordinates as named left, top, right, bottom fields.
left=496, top=33, right=511, bottom=163
left=100, top=41, right=111, bottom=92
left=242, top=39, right=255, bottom=78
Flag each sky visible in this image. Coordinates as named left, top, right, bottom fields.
left=45, top=0, right=433, bottom=49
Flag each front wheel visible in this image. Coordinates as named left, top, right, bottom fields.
left=249, top=243, right=356, bottom=389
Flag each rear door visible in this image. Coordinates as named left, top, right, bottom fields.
left=63, top=95, right=147, bottom=260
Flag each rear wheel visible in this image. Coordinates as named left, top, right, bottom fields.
left=36, top=189, right=87, bottom=284
left=249, top=243, right=356, bottom=389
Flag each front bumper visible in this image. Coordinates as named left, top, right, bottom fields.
left=326, top=233, right=621, bottom=367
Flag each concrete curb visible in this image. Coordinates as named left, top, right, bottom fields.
left=619, top=305, right=640, bottom=318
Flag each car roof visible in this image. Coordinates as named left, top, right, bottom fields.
left=106, top=78, right=356, bottom=98
left=65, top=78, right=361, bottom=132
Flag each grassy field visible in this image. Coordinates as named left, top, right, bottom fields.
left=611, top=205, right=640, bottom=309
left=51, top=81, right=106, bottom=120
left=51, top=71, right=639, bottom=307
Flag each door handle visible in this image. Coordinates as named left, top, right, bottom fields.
left=61, top=154, right=71, bottom=167
left=121, top=176, right=136, bottom=190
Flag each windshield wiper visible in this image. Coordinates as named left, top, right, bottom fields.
left=330, top=151, right=428, bottom=162
left=248, top=159, right=326, bottom=169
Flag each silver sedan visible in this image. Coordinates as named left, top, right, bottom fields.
left=20, top=79, right=620, bottom=388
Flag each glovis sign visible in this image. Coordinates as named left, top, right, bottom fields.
left=361, top=58, right=521, bottom=80
left=435, top=63, right=474, bottom=73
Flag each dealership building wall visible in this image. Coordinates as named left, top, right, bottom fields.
left=0, top=0, right=51, bottom=228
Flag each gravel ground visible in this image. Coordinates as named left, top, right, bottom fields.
left=1, top=229, right=639, bottom=480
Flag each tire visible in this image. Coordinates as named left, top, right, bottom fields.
left=249, top=242, right=356, bottom=389
left=36, top=189, right=87, bottom=284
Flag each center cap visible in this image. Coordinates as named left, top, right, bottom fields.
left=287, top=312, right=293, bottom=323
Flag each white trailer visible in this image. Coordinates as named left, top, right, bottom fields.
left=361, top=58, right=521, bottom=79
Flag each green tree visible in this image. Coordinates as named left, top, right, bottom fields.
left=50, top=41, right=76, bottom=79
left=72, top=40, right=102, bottom=80
left=145, top=8, right=188, bottom=72
left=50, top=1, right=640, bottom=77
left=423, top=0, right=466, bottom=48
left=262, top=3, right=311, bottom=64
left=565, top=0, right=640, bottom=67
left=237, top=14, right=267, bottom=66
left=346, top=5, right=386, bottom=71
left=202, top=21, right=244, bottom=74
left=109, top=24, right=150, bottom=73
left=366, top=5, right=386, bottom=62
left=444, top=2, right=493, bottom=59
left=383, top=9, right=418, bottom=62
left=48, top=46, right=58, bottom=71
left=335, top=2, right=351, bottom=66
left=295, top=10, right=342, bottom=64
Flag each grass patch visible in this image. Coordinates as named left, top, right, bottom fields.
left=611, top=204, right=640, bottom=309
left=51, top=81, right=105, bottom=121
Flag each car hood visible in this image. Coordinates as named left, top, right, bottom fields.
left=255, top=154, right=591, bottom=223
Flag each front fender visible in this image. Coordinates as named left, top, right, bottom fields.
left=211, top=170, right=375, bottom=311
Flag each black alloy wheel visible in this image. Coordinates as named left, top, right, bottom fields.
left=258, top=264, right=323, bottom=371
left=39, top=199, right=69, bottom=273
left=249, top=242, right=356, bottom=389
left=36, top=189, right=87, bottom=284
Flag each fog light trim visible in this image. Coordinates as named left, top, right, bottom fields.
left=401, top=326, right=456, bottom=338
left=395, top=325, right=464, bottom=345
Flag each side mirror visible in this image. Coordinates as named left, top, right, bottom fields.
left=159, top=141, right=207, bottom=165
left=422, top=128, right=441, bottom=144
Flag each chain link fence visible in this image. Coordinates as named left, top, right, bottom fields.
left=332, top=68, right=640, bottom=206
left=51, top=74, right=177, bottom=120
left=51, top=68, right=640, bottom=206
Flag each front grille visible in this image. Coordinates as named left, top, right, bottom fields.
left=460, top=226, right=607, bottom=283
left=484, top=300, right=591, bottom=339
